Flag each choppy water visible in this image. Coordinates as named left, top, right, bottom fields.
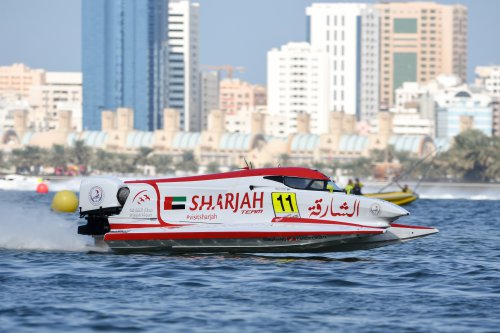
left=0, top=190, right=499, bottom=333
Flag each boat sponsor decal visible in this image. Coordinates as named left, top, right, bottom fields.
left=89, top=186, right=104, bottom=206
left=189, top=192, right=264, bottom=214
left=271, top=192, right=300, bottom=218
left=370, top=203, right=381, bottom=216
left=110, top=223, right=162, bottom=230
left=241, top=209, right=263, bottom=215
left=129, top=207, right=154, bottom=218
left=262, top=235, right=328, bottom=243
left=164, top=196, right=187, bottom=210
left=125, top=190, right=155, bottom=218
left=308, top=198, right=360, bottom=218
left=132, top=190, right=151, bottom=205
left=186, top=213, right=218, bottom=221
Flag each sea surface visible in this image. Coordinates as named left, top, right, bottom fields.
left=0, top=189, right=499, bottom=333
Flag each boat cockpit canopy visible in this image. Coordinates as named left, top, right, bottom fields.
left=264, top=176, right=344, bottom=193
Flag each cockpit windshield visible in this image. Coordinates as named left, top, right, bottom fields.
left=326, top=180, right=344, bottom=193
left=264, top=176, right=344, bottom=193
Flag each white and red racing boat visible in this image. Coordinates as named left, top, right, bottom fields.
left=78, top=167, right=438, bottom=253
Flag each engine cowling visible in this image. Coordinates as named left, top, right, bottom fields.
left=79, top=177, right=127, bottom=215
left=78, top=177, right=129, bottom=236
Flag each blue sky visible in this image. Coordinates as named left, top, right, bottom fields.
left=0, top=0, right=499, bottom=84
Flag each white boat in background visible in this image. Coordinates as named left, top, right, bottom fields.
left=0, top=174, right=81, bottom=192
left=0, top=174, right=41, bottom=191
left=77, top=167, right=438, bottom=253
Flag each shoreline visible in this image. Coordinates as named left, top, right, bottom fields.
left=364, top=181, right=500, bottom=189
left=2, top=173, right=500, bottom=188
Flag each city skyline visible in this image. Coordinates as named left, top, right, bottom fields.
left=82, top=0, right=169, bottom=131
left=0, top=0, right=499, bottom=84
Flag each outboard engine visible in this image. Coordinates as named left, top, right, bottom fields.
left=78, top=177, right=129, bottom=236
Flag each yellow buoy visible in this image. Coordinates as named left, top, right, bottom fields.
left=51, top=190, right=79, bottom=213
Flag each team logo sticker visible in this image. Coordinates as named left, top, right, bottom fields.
left=89, top=186, right=104, bottom=206
left=132, top=190, right=152, bottom=205
left=370, top=203, right=381, bottom=216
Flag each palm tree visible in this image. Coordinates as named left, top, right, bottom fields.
left=0, top=150, right=7, bottom=170
left=149, top=154, right=174, bottom=175
left=279, top=153, right=290, bottom=166
left=10, top=146, right=45, bottom=174
left=176, top=151, right=198, bottom=173
left=114, top=153, right=137, bottom=174
left=70, top=140, right=92, bottom=174
left=311, top=161, right=326, bottom=171
left=339, top=157, right=372, bottom=179
left=446, top=130, right=491, bottom=181
left=206, top=161, right=220, bottom=173
left=48, top=145, right=68, bottom=171
left=134, top=147, right=153, bottom=166
left=92, top=149, right=114, bottom=173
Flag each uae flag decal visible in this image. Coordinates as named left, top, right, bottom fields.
left=164, top=196, right=187, bottom=210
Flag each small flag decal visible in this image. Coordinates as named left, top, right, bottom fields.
left=164, top=196, right=186, bottom=210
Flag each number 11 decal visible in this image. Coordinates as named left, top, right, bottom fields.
left=271, top=192, right=300, bottom=218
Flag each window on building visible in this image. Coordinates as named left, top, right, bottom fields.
left=393, top=18, right=418, bottom=33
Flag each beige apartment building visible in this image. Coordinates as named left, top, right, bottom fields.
left=0, top=63, right=46, bottom=97
left=29, top=72, right=82, bottom=131
left=377, top=2, right=467, bottom=107
left=0, top=64, right=82, bottom=132
left=219, top=78, right=266, bottom=115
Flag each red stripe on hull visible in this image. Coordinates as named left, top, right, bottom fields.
left=104, top=230, right=383, bottom=242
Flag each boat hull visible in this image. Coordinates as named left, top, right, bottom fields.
left=100, top=224, right=437, bottom=254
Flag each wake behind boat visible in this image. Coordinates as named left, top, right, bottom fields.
left=77, top=167, right=437, bottom=253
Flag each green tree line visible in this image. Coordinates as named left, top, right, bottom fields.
left=1, top=130, right=499, bottom=182
left=0, top=141, right=198, bottom=176
left=337, top=130, right=500, bottom=182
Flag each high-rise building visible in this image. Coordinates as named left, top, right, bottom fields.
left=475, top=66, right=500, bottom=136
left=475, top=66, right=500, bottom=97
left=306, top=3, right=379, bottom=122
left=199, top=70, right=220, bottom=130
left=29, top=72, right=83, bottom=131
left=436, top=92, right=492, bottom=139
left=377, top=2, right=467, bottom=107
left=0, top=63, right=45, bottom=98
left=219, top=79, right=266, bottom=115
left=82, top=0, right=169, bottom=131
left=267, top=42, right=331, bottom=136
left=168, top=0, right=200, bottom=132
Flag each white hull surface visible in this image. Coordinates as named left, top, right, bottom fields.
left=78, top=168, right=438, bottom=253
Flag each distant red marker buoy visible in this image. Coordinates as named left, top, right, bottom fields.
left=36, top=183, right=49, bottom=194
